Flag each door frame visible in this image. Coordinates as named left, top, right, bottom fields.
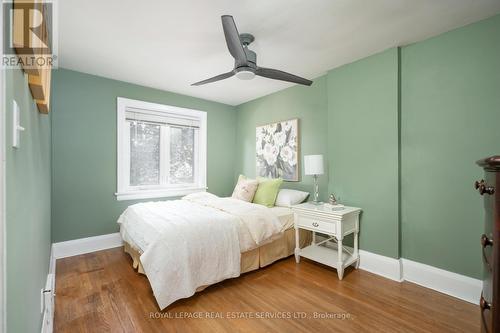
left=0, top=1, right=6, bottom=331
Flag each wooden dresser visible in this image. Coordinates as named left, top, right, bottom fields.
left=477, top=156, right=500, bottom=333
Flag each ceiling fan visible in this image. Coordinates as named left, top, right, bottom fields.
left=192, top=15, right=313, bottom=87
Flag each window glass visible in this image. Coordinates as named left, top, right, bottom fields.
left=169, top=126, right=195, bottom=184
left=129, top=121, right=161, bottom=186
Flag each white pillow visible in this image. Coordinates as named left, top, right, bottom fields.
left=232, top=175, right=259, bottom=202
left=275, top=189, right=309, bottom=207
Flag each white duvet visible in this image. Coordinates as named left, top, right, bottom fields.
left=117, top=192, right=282, bottom=309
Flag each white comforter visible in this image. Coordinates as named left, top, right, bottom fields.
left=117, top=192, right=282, bottom=309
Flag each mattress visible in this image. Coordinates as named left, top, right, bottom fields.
left=119, top=202, right=294, bottom=255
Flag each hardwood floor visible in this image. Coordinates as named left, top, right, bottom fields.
left=54, top=247, right=480, bottom=332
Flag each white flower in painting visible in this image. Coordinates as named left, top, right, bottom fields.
left=264, top=134, right=272, bottom=143
left=288, top=133, right=297, bottom=148
left=289, top=150, right=297, bottom=167
left=256, top=127, right=267, bottom=141
left=283, top=121, right=292, bottom=132
left=280, top=145, right=293, bottom=163
left=264, top=143, right=278, bottom=166
left=274, top=130, right=287, bottom=147
left=256, top=130, right=264, bottom=142
left=256, top=142, right=264, bottom=156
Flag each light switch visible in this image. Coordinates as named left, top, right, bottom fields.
left=12, top=100, right=25, bottom=148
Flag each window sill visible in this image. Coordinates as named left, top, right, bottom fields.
left=115, top=187, right=206, bottom=201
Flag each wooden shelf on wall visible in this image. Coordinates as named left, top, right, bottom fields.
left=12, top=0, right=52, bottom=114
left=28, top=61, right=51, bottom=114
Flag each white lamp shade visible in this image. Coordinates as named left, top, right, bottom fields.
left=304, top=155, right=324, bottom=175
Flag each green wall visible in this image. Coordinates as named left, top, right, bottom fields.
left=51, top=69, right=236, bottom=242
left=235, top=75, right=328, bottom=198
left=5, top=67, right=52, bottom=332
left=327, top=48, right=400, bottom=258
left=401, top=14, right=500, bottom=278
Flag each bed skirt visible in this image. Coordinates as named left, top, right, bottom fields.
left=123, top=228, right=311, bottom=289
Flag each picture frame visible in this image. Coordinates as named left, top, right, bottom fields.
left=256, top=118, right=300, bottom=181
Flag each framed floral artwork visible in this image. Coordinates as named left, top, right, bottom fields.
left=256, top=118, right=299, bottom=181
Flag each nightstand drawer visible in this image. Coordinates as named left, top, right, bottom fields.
left=297, top=216, right=336, bottom=234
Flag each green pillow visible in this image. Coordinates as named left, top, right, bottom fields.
left=252, top=178, right=283, bottom=207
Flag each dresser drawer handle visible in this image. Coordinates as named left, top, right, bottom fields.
left=480, top=294, right=492, bottom=311
left=481, top=293, right=492, bottom=333
left=481, top=234, right=493, bottom=271
left=312, top=222, right=319, bottom=227
left=481, top=234, right=493, bottom=248
left=475, top=180, right=495, bottom=195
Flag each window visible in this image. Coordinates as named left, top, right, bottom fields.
left=116, top=97, right=207, bottom=201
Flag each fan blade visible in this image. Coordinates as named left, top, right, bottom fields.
left=191, top=71, right=235, bottom=86
left=255, top=67, right=313, bottom=86
left=221, top=15, right=247, bottom=67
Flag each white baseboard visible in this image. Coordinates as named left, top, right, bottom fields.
left=401, top=258, right=482, bottom=304
left=41, top=248, right=56, bottom=333
left=359, top=250, right=403, bottom=282
left=50, top=232, right=481, bottom=305
left=52, top=233, right=123, bottom=259
left=358, top=251, right=481, bottom=304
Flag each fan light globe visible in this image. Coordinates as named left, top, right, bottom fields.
left=235, top=70, right=255, bottom=80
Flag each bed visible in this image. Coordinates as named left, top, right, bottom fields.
left=117, top=192, right=311, bottom=309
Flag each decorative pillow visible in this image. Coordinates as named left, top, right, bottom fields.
left=275, top=189, right=310, bottom=207
left=252, top=178, right=283, bottom=207
left=232, top=175, right=258, bottom=202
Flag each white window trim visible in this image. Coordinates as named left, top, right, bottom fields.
left=115, top=97, right=207, bottom=201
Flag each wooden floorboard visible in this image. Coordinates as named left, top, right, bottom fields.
left=54, top=247, right=480, bottom=332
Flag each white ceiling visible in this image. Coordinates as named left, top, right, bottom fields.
left=58, top=0, right=500, bottom=106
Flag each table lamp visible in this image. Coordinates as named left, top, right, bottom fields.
left=304, top=155, right=324, bottom=204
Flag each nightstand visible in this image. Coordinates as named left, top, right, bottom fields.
left=292, top=202, right=361, bottom=280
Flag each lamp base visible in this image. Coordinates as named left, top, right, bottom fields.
left=311, top=200, right=323, bottom=205
left=312, top=174, right=321, bottom=205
